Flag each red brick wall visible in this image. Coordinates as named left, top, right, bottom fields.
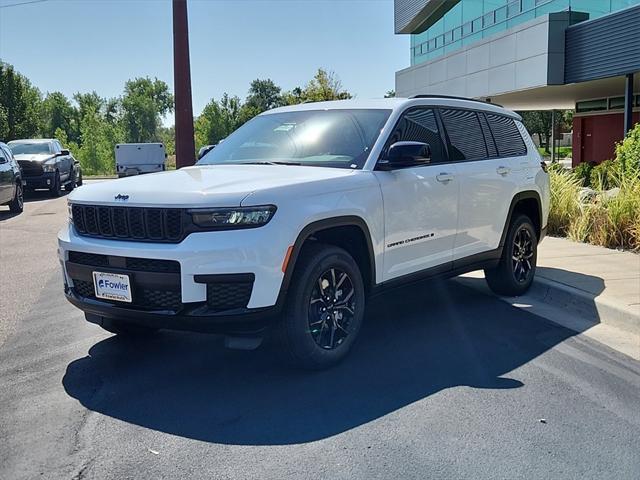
left=573, top=112, right=640, bottom=167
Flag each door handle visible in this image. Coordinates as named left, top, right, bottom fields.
left=436, top=173, right=454, bottom=183
left=496, top=166, right=510, bottom=176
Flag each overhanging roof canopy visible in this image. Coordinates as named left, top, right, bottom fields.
left=395, top=0, right=460, bottom=34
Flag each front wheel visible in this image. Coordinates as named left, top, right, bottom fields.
left=65, top=170, right=76, bottom=191
left=274, top=243, right=365, bottom=370
left=50, top=171, right=63, bottom=197
left=484, top=214, right=537, bottom=296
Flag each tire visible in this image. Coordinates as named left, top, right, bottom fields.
left=484, top=214, right=537, bottom=296
left=64, top=170, right=75, bottom=191
left=8, top=181, right=23, bottom=213
left=273, top=243, right=366, bottom=370
left=99, top=317, right=158, bottom=337
left=50, top=171, right=63, bottom=197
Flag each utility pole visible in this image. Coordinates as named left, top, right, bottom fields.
left=172, top=0, right=195, bottom=168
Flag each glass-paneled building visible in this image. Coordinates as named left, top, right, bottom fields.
left=408, top=0, right=639, bottom=66
left=394, top=0, right=640, bottom=166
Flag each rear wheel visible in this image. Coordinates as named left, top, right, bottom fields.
left=274, top=243, right=365, bottom=370
left=484, top=214, right=537, bottom=296
left=50, top=171, right=62, bottom=197
left=8, top=181, right=23, bottom=213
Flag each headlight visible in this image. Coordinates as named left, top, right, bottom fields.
left=68, top=202, right=74, bottom=224
left=189, top=205, right=276, bottom=229
left=42, top=161, right=56, bottom=172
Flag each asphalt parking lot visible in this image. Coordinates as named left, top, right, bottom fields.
left=1, top=188, right=639, bottom=480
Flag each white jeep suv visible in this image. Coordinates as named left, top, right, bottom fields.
left=59, top=96, right=549, bottom=369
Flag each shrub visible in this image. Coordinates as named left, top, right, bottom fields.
left=547, top=167, right=582, bottom=237
left=615, top=123, right=640, bottom=177
left=573, top=162, right=593, bottom=187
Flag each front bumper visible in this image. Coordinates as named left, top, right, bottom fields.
left=58, top=221, right=292, bottom=333
left=23, top=172, right=56, bottom=189
left=66, top=291, right=277, bottom=335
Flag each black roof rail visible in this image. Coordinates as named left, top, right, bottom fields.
left=409, top=94, right=503, bottom=108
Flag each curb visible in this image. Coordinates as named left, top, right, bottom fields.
left=455, top=273, right=639, bottom=336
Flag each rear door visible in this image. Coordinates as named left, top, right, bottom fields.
left=374, top=107, right=459, bottom=281
left=449, top=110, right=526, bottom=260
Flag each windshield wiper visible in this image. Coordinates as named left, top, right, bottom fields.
left=240, top=161, right=302, bottom=166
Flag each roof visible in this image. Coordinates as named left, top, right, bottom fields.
left=7, top=138, right=55, bottom=144
left=263, top=97, right=520, bottom=120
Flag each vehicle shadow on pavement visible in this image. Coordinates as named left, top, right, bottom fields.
left=62, top=279, right=581, bottom=445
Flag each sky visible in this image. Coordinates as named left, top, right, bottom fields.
left=0, top=0, right=408, bottom=124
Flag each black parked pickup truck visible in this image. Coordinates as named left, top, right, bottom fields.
left=7, top=138, right=82, bottom=197
left=0, top=141, right=24, bottom=214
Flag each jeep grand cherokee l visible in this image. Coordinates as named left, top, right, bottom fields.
left=58, top=96, right=549, bottom=370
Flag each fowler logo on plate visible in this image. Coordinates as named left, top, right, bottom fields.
left=92, top=271, right=132, bottom=303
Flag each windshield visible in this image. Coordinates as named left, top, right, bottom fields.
left=8, top=142, right=51, bottom=155
left=198, top=109, right=391, bottom=169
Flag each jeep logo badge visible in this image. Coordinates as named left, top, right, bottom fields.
left=114, top=194, right=129, bottom=201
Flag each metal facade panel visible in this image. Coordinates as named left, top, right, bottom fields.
left=565, top=5, right=640, bottom=83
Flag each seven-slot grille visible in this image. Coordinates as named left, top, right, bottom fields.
left=72, top=204, right=184, bottom=242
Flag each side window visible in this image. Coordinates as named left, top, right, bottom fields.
left=440, top=109, right=487, bottom=161
left=486, top=114, right=527, bottom=157
left=385, top=108, right=446, bottom=163
left=478, top=112, right=498, bottom=157
left=0, top=147, right=7, bottom=163
left=54, top=141, right=62, bottom=153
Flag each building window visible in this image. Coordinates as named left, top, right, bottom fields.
left=608, top=97, right=625, bottom=110
left=576, top=99, right=608, bottom=113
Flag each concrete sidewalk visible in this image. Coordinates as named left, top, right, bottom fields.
left=457, top=236, right=640, bottom=359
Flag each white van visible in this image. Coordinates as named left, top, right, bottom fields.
left=115, top=143, right=167, bottom=178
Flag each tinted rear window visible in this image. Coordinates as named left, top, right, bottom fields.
left=440, top=109, right=487, bottom=161
left=486, top=114, right=527, bottom=157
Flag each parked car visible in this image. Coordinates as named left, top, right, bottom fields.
left=115, top=143, right=166, bottom=177
left=7, top=139, right=81, bottom=197
left=59, top=96, right=550, bottom=370
left=0, top=142, right=24, bottom=213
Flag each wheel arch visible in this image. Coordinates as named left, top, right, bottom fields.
left=277, top=216, right=376, bottom=306
left=500, top=190, right=543, bottom=246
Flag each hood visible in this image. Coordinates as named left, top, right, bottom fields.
left=14, top=153, right=55, bottom=163
left=69, top=164, right=356, bottom=207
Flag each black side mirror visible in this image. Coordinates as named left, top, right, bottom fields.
left=58, top=149, right=70, bottom=156
left=378, top=141, right=431, bottom=170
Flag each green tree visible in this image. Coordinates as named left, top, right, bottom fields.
left=76, top=105, right=122, bottom=175
left=121, top=77, right=173, bottom=143
left=0, top=62, right=42, bottom=140
left=194, top=93, right=242, bottom=149
left=518, top=110, right=573, bottom=154
left=158, top=125, right=175, bottom=156
left=298, top=68, right=353, bottom=103
left=41, top=91, right=76, bottom=140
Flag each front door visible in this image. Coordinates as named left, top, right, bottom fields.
left=374, top=107, right=459, bottom=281
left=0, top=146, right=13, bottom=204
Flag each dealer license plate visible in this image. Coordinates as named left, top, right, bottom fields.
left=93, top=271, right=132, bottom=303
